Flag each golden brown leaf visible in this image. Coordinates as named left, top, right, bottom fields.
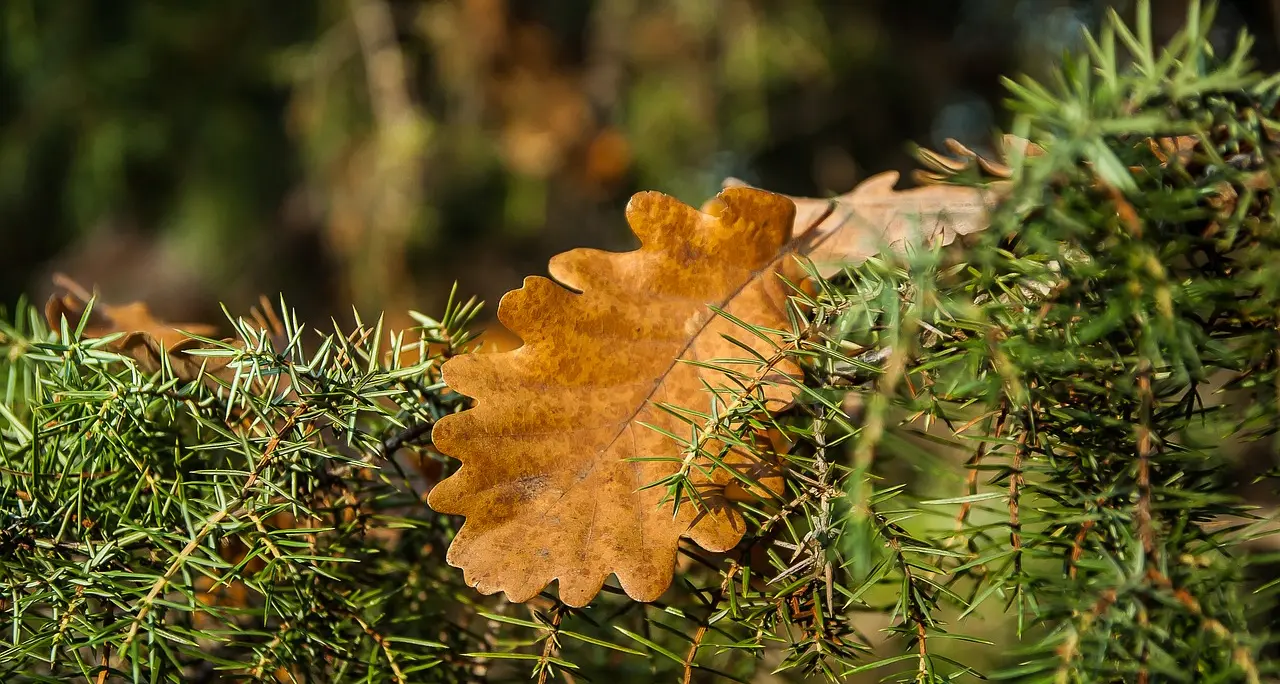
left=912, top=134, right=1042, bottom=184
left=428, top=188, right=803, bottom=606
left=1147, top=135, right=1198, bottom=166
left=44, top=275, right=229, bottom=380
left=429, top=168, right=1002, bottom=606
left=723, top=172, right=1003, bottom=277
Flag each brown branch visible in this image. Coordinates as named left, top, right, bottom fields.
left=1068, top=519, right=1096, bottom=580
left=1009, top=430, right=1027, bottom=574
left=954, top=403, right=1010, bottom=534
left=535, top=606, right=566, bottom=684
left=915, top=620, right=930, bottom=680
left=682, top=563, right=739, bottom=684
left=877, top=513, right=934, bottom=678
left=352, top=612, right=408, bottom=684
left=1136, top=367, right=1157, bottom=558
left=811, top=410, right=835, bottom=612
left=121, top=404, right=311, bottom=654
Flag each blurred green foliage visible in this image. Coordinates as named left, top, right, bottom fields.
left=1, top=0, right=1276, bottom=327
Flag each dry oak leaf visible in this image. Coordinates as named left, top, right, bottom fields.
left=912, top=134, right=1043, bottom=184
left=430, top=171, right=1002, bottom=607
left=428, top=188, right=804, bottom=607
left=44, top=275, right=231, bottom=381
left=723, top=171, right=1003, bottom=278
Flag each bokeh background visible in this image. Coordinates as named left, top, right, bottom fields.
left=2, top=0, right=1278, bottom=334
